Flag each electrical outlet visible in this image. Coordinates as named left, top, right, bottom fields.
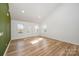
left=0, top=32, right=3, bottom=37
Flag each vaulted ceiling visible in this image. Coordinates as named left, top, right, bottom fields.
left=9, top=3, right=60, bottom=23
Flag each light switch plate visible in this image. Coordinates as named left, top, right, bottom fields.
left=0, top=32, right=3, bottom=37
left=7, top=13, right=9, bottom=16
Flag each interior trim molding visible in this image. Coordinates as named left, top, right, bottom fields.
left=11, top=36, right=41, bottom=40
left=3, top=40, right=11, bottom=56
left=40, top=35, right=79, bottom=46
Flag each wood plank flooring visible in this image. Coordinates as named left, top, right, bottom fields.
left=6, top=36, right=79, bottom=56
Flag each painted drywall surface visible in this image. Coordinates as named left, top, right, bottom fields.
left=11, top=20, right=40, bottom=40
left=41, top=4, right=79, bottom=45
left=9, top=3, right=59, bottom=23
left=0, top=3, right=11, bottom=55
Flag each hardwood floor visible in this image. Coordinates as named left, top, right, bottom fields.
left=6, top=36, right=79, bottom=56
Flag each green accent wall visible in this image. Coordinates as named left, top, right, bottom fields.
left=0, top=3, right=11, bottom=56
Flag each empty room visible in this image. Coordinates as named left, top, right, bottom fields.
left=0, top=3, right=79, bottom=56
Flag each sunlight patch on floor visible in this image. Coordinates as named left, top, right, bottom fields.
left=30, top=38, right=43, bottom=44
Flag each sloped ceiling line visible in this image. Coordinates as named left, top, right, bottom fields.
left=9, top=3, right=60, bottom=23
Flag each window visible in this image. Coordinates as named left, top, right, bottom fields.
left=34, top=25, right=39, bottom=32
left=42, top=25, right=47, bottom=32
left=17, top=24, right=24, bottom=33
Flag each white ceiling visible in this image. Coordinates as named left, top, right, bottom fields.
left=9, top=3, right=60, bottom=23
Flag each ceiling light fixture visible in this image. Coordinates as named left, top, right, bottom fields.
left=21, top=10, right=25, bottom=13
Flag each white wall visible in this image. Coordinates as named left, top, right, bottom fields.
left=11, top=4, right=79, bottom=45
left=11, top=20, right=40, bottom=40
left=41, top=4, right=79, bottom=45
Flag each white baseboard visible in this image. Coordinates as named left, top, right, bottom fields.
left=3, top=40, right=11, bottom=56
left=11, top=35, right=40, bottom=40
